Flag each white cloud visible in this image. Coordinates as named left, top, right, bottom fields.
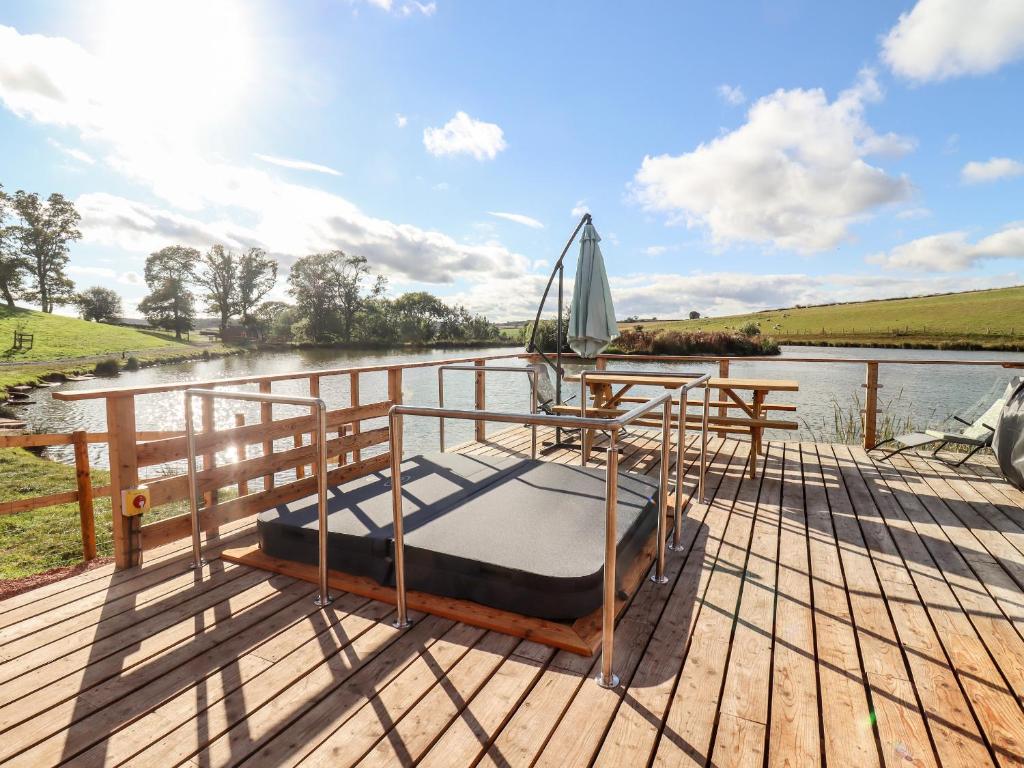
left=487, top=211, right=544, bottom=229
left=395, top=113, right=408, bottom=127
left=359, top=0, right=435, bottom=15
left=895, top=206, right=932, bottom=220
left=644, top=245, right=669, bottom=256
left=867, top=224, right=1024, bottom=271
left=882, top=0, right=1024, bottom=81
left=255, top=153, right=342, bottom=176
left=570, top=200, right=590, bottom=218
left=401, top=1, right=436, bottom=16
left=632, top=71, right=912, bottom=254
left=423, top=111, right=506, bottom=161
left=961, top=157, right=1024, bottom=184
left=68, top=264, right=142, bottom=286
left=47, top=138, right=94, bottom=164
left=717, top=84, right=745, bottom=105
left=0, top=23, right=532, bottom=288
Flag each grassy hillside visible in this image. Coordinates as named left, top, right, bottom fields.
left=0, top=306, right=240, bottom=389
left=636, top=285, right=1024, bottom=350
left=0, top=306, right=187, bottom=362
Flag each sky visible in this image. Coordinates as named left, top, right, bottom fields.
left=1, top=0, right=1024, bottom=321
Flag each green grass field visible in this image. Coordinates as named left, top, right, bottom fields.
left=633, top=285, right=1024, bottom=349
left=0, top=306, right=235, bottom=389
left=0, top=305, right=187, bottom=362
left=0, top=448, right=113, bottom=580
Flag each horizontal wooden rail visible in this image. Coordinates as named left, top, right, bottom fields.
left=141, top=453, right=391, bottom=550
left=145, top=426, right=390, bottom=507
left=0, top=431, right=183, bottom=449
left=137, top=400, right=391, bottom=467
left=594, top=352, right=1024, bottom=367
left=613, top=395, right=797, bottom=412
left=0, top=484, right=112, bottom=516
left=52, top=353, right=525, bottom=401
left=551, top=404, right=798, bottom=431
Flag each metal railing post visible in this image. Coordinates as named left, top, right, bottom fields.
left=185, top=394, right=206, bottom=571
left=437, top=365, right=538, bottom=460
left=389, top=408, right=412, bottom=628
left=652, top=399, right=671, bottom=584
left=670, top=383, right=687, bottom=551
left=313, top=399, right=331, bottom=606
left=438, top=372, right=446, bottom=453
left=183, top=389, right=332, bottom=609
left=597, top=433, right=621, bottom=689
left=700, top=384, right=710, bottom=501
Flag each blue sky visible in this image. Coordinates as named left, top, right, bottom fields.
left=1, top=0, right=1023, bottom=320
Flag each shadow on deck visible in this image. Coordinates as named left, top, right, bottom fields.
left=0, top=426, right=1023, bottom=767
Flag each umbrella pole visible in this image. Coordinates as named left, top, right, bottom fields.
left=526, top=213, right=591, bottom=454
left=556, top=261, right=563, bottom=446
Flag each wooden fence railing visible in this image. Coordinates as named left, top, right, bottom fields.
left=594, top=353, right=1024, bottom=450
left=5, top=348, right=1019, bottom=572
left=49, top=352, right=523, bottom=569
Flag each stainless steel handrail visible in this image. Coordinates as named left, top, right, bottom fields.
left=437, top=365, right=538, bottom=458
left=578, top=369, right=712, bottom=551
left=183, top=388, right=332, bottom=607
left=388, top=390, right=675, bottom=688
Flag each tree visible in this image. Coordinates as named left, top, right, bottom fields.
left=75, top=286, right=123, bottom=322
left=237, top=248, right=277, bottom=331
left=287, top=251, right=385, bottom=343
left=139, top=246, right=198, bottom=339
left=392, top=291, right=450, bottom=343
left=11, top=191, right=80, bottom=312
left=0, top=185, right=28, bottom=308
left=195, top=245, right=237, bottom=333
left=689, top=310, right=701, bottom=320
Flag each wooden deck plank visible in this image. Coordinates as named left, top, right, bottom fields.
left=709, top=440, right=784, bottom=768
left=840, top=445, right=996, bottom=768
left=799, top=443, right=883, bottom=768
left=648, top=449, right=766, bottom=768
left=865, top=451, right=1024, bottom=766
left=475, top=435, right=728, bottom=768
left=353, top=632, right=521, bottom=767
left=814, top=444, right=938, bottom=768
left=63, top=593, right=380, bottom=767
left=766, top=443, right=821, bottom=768
left=532, top=440, right=744, bottom=768
left=2, top=432, right=1024, bottom=767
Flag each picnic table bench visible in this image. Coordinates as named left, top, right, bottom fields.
left=562, top=372, right=799, bottom=478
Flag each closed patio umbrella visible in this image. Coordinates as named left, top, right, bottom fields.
left=567, top=222, right=618, bottom=357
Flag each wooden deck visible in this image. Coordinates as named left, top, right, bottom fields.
left=2, top=427, right=1024, bottom=767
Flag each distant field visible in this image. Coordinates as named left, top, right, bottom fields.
left=627, top=285, right=1024, bottom=350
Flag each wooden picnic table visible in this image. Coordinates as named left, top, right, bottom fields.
left=565, top=372, right=800, bottom=478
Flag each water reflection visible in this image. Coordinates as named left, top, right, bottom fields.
left=14, top=345, right=1024, bottom=475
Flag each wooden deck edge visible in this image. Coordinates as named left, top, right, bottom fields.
left=221, top=527, right=658, bottom=657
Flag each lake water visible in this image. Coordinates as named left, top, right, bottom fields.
left=16, top=345, right=1024, bottom=475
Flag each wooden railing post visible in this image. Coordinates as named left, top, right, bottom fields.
left=717, top=358, right=730, bottom=438
left=234, top=413, right=248, bottom=496
left=202, top=396, right=217, bottom=507
left=259, top=380, right=274, bottom=490
left=350, top=372, right=361, bottom=463
left=72, top=430, right=96, bottom=561
left=106, top=396, right=140, bottom=568
left=863, top=361, right=880, bottom=449
left=388, top=367, right=403, bottom=405
left=596, top=356, right=607, bottom=371
left=474, top=358, right=486, bottom=442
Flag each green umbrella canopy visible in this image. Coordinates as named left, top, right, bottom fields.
left=568, top=222, right=618, bottom=358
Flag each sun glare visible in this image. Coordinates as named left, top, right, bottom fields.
left=95, top=0, right=255, bottom=136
